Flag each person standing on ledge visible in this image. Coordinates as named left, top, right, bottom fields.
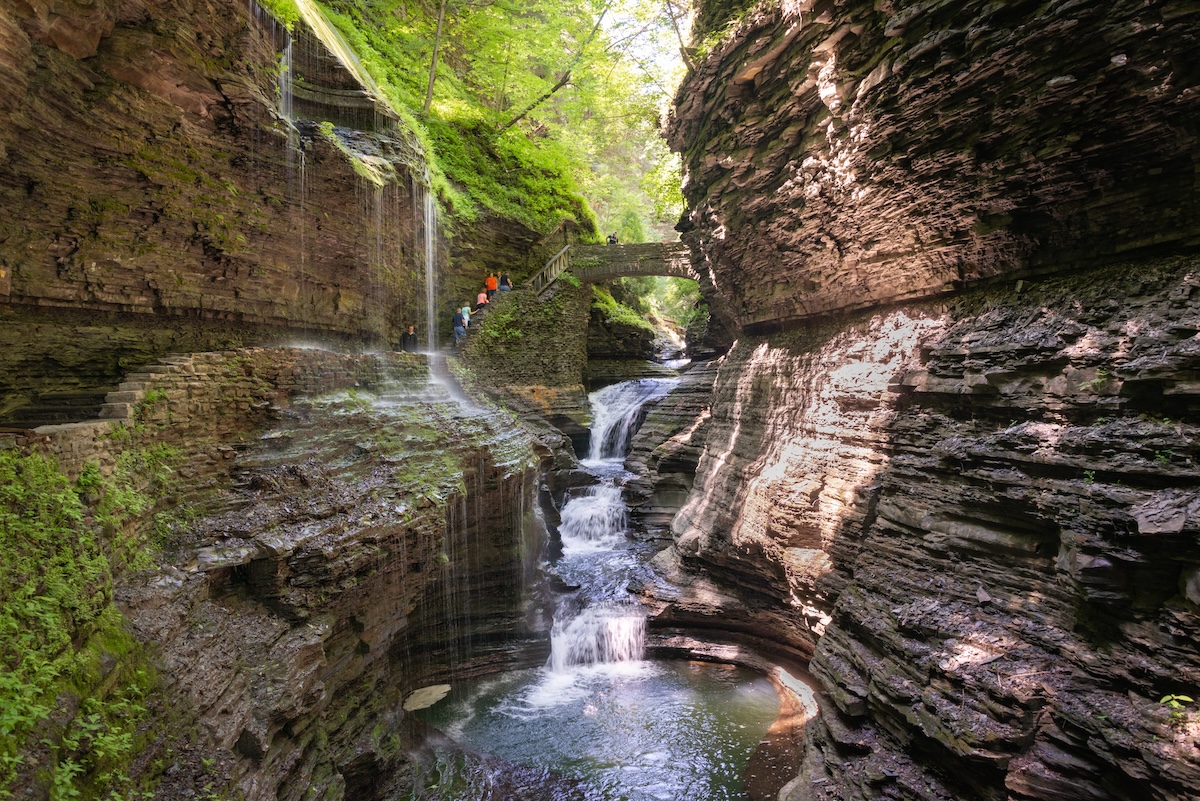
left=401, top=323, right=418, bottom=353
left=499, top=271, right=512, bottom=291
left=485, top=272, right=499, bottom=299
left=452, top=308, right=466, bottom=347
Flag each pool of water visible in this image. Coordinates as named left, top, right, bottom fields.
left=416, top=659, right=780, bottom=801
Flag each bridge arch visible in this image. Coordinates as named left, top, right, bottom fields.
left=531, top=243, right=696, bottom=295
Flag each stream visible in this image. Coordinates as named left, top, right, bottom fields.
left=413, top=378, right=781, bottom=800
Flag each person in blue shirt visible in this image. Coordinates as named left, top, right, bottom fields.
left=453, top=309, right=466, bottom=346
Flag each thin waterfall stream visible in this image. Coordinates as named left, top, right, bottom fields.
left=415, top=377, right=781, bottom=801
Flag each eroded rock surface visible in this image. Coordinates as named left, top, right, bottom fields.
left=119, top=373, right=546, bottom=800
left=0, top=0, right=448, bottom=416
left=670, top=0, right=1200, bottom=330
left=642, top=259, right=1200, bottom=799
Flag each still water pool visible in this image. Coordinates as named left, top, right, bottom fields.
left=417, top=659, right=780, bottom=801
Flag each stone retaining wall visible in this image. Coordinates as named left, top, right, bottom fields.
left=1, top=347, right=426, bottom=479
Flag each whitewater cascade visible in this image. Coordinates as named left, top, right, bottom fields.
left=547, top=377, right=677, bottom=672
left=587, top=379, right=678, bottom=462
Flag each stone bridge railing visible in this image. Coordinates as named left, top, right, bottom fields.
left=530, top=242, right=696, bottom=296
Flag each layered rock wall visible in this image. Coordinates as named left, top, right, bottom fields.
left=647, top=259, right=1200, bottom=800
left=670, top=0, right=1200, bottom=331
left=661, top=2, right=1200, bottom=797
left=0, top=0, right=436, bottom=415
left=8, top=347, right=545, bottom=800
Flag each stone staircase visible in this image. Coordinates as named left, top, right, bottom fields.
left=0, top=389, right=115, bottom=430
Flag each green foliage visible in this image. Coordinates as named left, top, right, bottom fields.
left=284, top=0, right=681, bottom=237
left=258, top=0, right=301, bottom=27
left=1160, top=694, right=1194, bottom=727
left=591, top=285, right=654, bottom=333
left=614, top=275, right=704, bottom=328
left=0, top=450, right=175, bottom=799
left=1078, top=368, right=1111, bottom=393
left=424, top=117, right=595, bottom=233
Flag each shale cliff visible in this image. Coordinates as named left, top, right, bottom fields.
left=0, top=0, right=437, bottom=419
left=651, top=1, right=1200, bottom=799
left=2, top=348, right=547, bottom=800
left=670, top=0, right=1200, bottom=331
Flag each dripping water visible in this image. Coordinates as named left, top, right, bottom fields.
left=423, top=175, right=437, bottom=352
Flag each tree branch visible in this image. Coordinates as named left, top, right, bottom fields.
left=665, top=0, right=694, bottom=71
left=498, top=4, right=610, bottom=132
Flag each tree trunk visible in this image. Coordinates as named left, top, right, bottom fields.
left=423, top=0, right=448, bottom=114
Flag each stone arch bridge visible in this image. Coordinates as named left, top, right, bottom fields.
left=530, top=243, right=695, bottom=295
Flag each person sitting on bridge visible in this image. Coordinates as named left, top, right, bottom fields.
left=606, top=232, right=619, bottom=245
left=485, top=272, right=499, bottom=299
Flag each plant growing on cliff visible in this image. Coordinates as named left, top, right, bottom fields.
left=592, top=285, right=655, bottom=333
left=0, top=451, right=173, bottom=799
left=1160, top=694, right=1194, bottom=728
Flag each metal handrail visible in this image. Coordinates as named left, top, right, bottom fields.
left=529, top=245, right=571, bottom=296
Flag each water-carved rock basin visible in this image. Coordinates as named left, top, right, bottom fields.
left=417, top=659, right=780, bottom=801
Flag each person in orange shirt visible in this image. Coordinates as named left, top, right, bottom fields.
left=485, top=272, right=499, bottom=299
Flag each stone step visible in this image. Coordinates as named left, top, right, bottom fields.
left=0, top=389, right=115, bottom=428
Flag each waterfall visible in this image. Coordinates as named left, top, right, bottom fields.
left=587, top=379, right=677, bottom=462
left=545, top=378, right=679, bottom=672
left=423, top=178, right=437, bottom=351
left=549, top=607, right=646, bottom=671
left=557, top=481, right=626, bottom=554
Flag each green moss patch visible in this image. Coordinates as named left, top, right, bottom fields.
left=0, top=448, right=179, bottom=800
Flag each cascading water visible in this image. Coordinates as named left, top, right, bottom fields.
left=423, top=176, right=437, bottom=351
left=587, top=379, right=679, bottom=462
left=547, top=379, right=678, bottom=671
left=417, top=377, right=782, bottom=801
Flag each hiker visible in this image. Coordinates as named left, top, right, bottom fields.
left=499, top=271, right=512, bottom=291
left=606, top=232, right=618, bottom=245
left=485, top=272, right=499, bottom=300
left=475, top=290, right=489, bottom=312
left=461, top=304, right=471, bottom=328
left=401, top=323, right=418, bottom=353
left=452, top=309, right=465, bottom=346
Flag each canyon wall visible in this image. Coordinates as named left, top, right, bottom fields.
left=4, top=348, right=547, bottom=800
left=670, top=0, right=1200, bottom=331
left=647, top=261, right=1200, bottom=799
left=0, top=0, right=441, bottom=419
left=655, top=1, right=1200, bottom=798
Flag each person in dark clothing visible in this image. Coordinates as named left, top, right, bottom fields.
left=453, top=309, right=466, bottom=346
left=400, top=324, right=419, bottom=353
left=606, top=232, right=618, bottom=245
left=499, top=271, right=512, bottom=291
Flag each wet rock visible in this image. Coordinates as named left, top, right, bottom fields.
left=649, top=259, right=1200, bottom=800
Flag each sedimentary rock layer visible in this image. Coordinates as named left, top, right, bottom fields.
left=648, top=258, right=1200, bottom=800
left=101, top=351, right=546, bottom=800
left=670, top=0, right=1200, bottom=330
left=0, top=0, right=437, bottom=413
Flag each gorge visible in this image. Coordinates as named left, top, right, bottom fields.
left=2, top=1, right=1199, bottom=800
